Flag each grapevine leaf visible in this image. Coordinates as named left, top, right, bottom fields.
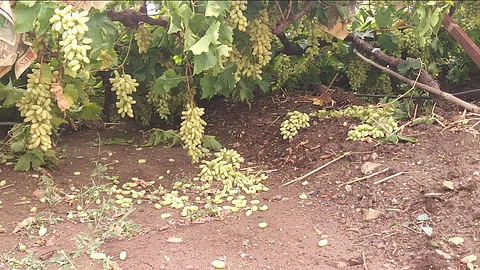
left=14, top=2, right=41, bottom=33
left=14, top=154, right=32, bottom=172
left=205, top=1, right=228, bottom=17
left=18, top=0, right=36, bottom=7
left=218, top=21, right=233, bottom=43
left=193, top=45, right=217, bottom=74
left=397, top=60, right=421, bottom=75
left=63, top=84, right=78, bottom=102
left=238, top=81, right=254, bottom=101
left=179, top=4, right=193, bottom=31
left=200, top=74, right=217, bottom=99
left=0, top=80, right=24, bottom=107
left=202, top=135, right=222, bottom=151
left=10, top=141, right=25, bottom=153
left=377, top=32, right=399, bottom=52
left=214, top=64, right=236, bottom=94
left=188, top=21, right=220, bottom=55
left=154, top=69, right=185, bottom=94
left=417, top=213, right=430, bottom=221
left=86, top=12, right=118, bottom=46
left=374, top=8, right=392, bottom=29
left=69, top=103, right=102, bottom=120
left=184, top=31, right=196, bottom=51
left=189, top=14, right=205, bottom=33
left=36, top=3, right=56, bottom=35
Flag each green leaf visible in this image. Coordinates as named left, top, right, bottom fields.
left=218, top=21, right=233, bottom=44
left=188, top=21, right=220, bottom=55
left=154, top=69, right=185, bottom=94
left=36, top=4, right=56, bottom=35
left=377, top=32, right=399, bottom=52
left=200, top=74, right=217, bottom=99
left=86, top=11, right=118, bottom=46
left=63, top=84, right=79, bottom=102
left=0, top=80, right=24, bottom=107
left=70, top=103, right=102, bottom=120
left=14, top=2, right=41, bottom=33
left=214, top=64, right=236, bottom=95
left=417, top=213, right=430, bottom=221
left=202, top=135, right=222, bottom=151
left=10, top=141, right=26, bottom=153
left=205, top=1, right=226, bottom=17
left=14, top=154, right=32, bottom=172
left=397, top=60, right=421, bottom=75
left=420, top=225, right=433, bottom=236
left=193, top=45, right=217, bottom=74
left=374, top=8, right=392, bottom=29
left=18, top=0, right=36, bottom=7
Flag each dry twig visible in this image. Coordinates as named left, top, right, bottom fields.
left=280, top=152, right=350, bottom=187
left=374, top=172, right=403, bottom=185
left=339, top=168, right=389, bottom=187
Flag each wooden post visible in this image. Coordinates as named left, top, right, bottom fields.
left=442, top=14, right=480, bottom=69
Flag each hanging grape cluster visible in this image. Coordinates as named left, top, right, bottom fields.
left=459, top=1, right=480, bottom=32
left=304, top=19, right=321, bottom=62
left=392, top=29, right=431, bottom=63
left=135, top=102, right=153, bottom=126
left=134, top=24, right=152, bottom=54
left=311, top=105, right=398, bottom=140
left=287, top=16, right=305, bottom=39
left=280, top=111, right=310, bottom=139
left=146, top=86, right=172, bottom=121
left=179, top=103, right=208, bottom=163
left=16, top=64, right=55, bottom=151
left=271, top=54, right=293, bottom=91
left=109, top=70, right=139, bottom=118
left=228, top=1, right=248, bottom=32
left=346, top=59, right=370, bottom=91
left=370, top=74, right=393, bottom=95
left=49, top=5, right=91, bottom=77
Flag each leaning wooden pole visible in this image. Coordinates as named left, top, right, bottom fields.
left=354, top=50, right=480, bottom=113
left=442, top=14, right=480, bottom=69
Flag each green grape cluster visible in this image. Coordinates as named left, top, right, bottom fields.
left=304, top=20, right=322, bottom=62
left=135, top=103, right=153, bottom=126
left=247, top=9, right=273, bottom=76
left=370, top=74, right=393, bottom=94
left=229, top=46, right=262, bottom=82
left=49, top=5, right=92, bottom=77
left=146, top=89, right=171, bottom=121
left=16, top=64, right=54, bottom=151
left=272, top=54, right=293, bottom=91
left=198, top=148, right=244, bottom=181
left=30, top=35, right=48, bottom=54
left=180, top=103, right=207, bottom=163
left=134, top=24, right=151, bottom=54
left=311, top=105, right=398, bottom=140
left=280, top=111, right=310, bottom=139
left=395, top=29, right=431, bottom=61
left=109, top=70, right=139, bottom=118
left=459, top=1, right=480, bottom=31
left=228, top=0, right=248, bottom=32
left=287, top=16, right=305, bottom=39
left=346, top=59, right=370, bottom=91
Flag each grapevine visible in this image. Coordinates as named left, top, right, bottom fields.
left=179, top=103, right=207, bottom=163
left=228, top=1, right=248, bottom=32
left=134, top=24, right=152, bottom=54
left=49, top=5, right=92, bottom=77
left=346, top=59, right=370, bottom=91
left=109, top=70, right=139, bottom=118
left=280, top=111, right=310, bottom=139
left=16, top=64, right=54, bottom=151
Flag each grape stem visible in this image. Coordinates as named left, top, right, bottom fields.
left=270, top=1, right=314, bottom=35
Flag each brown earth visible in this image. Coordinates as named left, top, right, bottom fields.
left=0, top=94, right=479, bottom=270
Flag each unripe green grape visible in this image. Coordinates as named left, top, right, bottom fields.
left=346, top=59, right=370, bottom=91
left=134, top=24, right=152, bottom=54
left=179, top=103, right=207, bottom=163
left=109, top=70, right=139, bottom=118
left=16, top=64, right=54, bottom=151
left=280, top=111, right=310, bottom=140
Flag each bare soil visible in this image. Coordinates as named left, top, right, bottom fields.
left=1, top=94, right=479, bottom=270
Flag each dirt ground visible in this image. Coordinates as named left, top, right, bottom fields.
left=0, top=93, right=479, bottom=270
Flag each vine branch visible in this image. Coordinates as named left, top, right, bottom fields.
left=106, top=8, right=168, bottom=28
